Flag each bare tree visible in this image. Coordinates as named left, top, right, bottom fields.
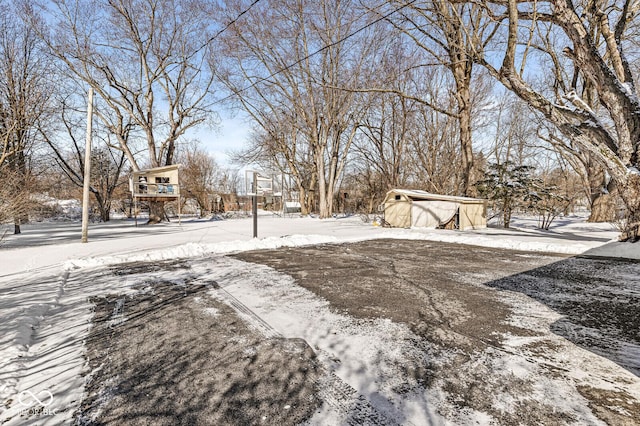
left=41, top=87, right=128, bottom=222
left=510, top=2, right=628, bottom=223
left=407, top=100, right=462, bottom=193
left=0, top=165, right=39, bottom=230
left=384, top=0, right=499, bottom=195
left=230, top=114, right=318, bottom=215
left=536, top=126, right=618, bottom=222
left=0, top=3, right=53, bottom=233
left=484, top=93, right=537, bottom=167
left=26, top=0, right=218, bottom=223
left=218, top=0, right=376, bottom=218
left=469, top=0, right=640, bottom=240
left=353, top=67, right=465, bottom=199
left=352, top=92, right=412, bottom=195
left=349, top=37, right=416, bottom=208
left=178, top=144, right=221, bottom=217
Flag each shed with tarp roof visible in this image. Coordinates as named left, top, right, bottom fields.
left=383, top=189, right=487, bottom=230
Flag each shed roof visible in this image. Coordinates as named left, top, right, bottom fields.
left=386, top=189, right=486, bottom=204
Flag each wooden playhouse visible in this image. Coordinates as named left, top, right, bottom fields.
left=383, top=189, right=487, bottom=230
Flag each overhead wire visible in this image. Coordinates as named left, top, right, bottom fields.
left=212, top=0, right=419, bottom=105
left=206, top=0, right=264, bottom=45
left=187, top=0, right=264, bottom=62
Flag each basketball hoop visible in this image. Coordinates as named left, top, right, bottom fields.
left=245, top=170, right=274, bottom=196
left=245, top=170, right=277, bottom=238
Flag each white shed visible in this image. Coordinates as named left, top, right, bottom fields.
left=383, top=189, right=487, bottom=230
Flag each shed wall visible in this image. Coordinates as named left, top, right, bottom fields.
left=384, top=200, right=411, bottom=228
left=459, top=202, right=487, bottom=230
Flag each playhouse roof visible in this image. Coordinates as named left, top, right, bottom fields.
left=133, top=164, right=181, bottom=175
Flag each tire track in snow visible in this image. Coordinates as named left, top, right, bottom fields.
left=207, top=274, right=397, bottom=425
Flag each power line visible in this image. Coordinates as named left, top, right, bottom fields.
left=190, top=0, right=264, bottom=61
left=214, top=0, right=418, bottom=105
left=207, top=0, right=263, bottom=45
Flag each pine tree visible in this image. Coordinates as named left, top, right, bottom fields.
left=476, top=162, right=535, bottom=228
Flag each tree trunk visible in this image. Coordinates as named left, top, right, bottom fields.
left=318, top=185, right=336, bottom=218
left=503, top=199, right=512, bottom=228
left=308, top=189, right=316, bottom=215
left=93, top=192, right=111, bottom=222
left=456, top=83, right=474, bottom=196
left=618, top=174, right=640, bottom=242
left=148, top=201, right=167, bottom=224
left=317, top=147, right=331, bottom=218
left=298, top=187, right=309, bottom=215
left=447, top=5, right=475, bottom=197
left=303, top=168, right=318, bottom=215
left=100, top=207, right=111, bottom=222
left=14, top=223, right=21, bottom=235
left=318, top=173, right=330, bottom=219
left=588, top=192, right=617, bottom=222
left=587, top=168, right=616, bottom=222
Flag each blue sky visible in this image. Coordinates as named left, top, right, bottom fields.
left=193, top=111, right=252, bottom=167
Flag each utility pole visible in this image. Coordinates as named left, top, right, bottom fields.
left=81, top=88, right=94, bottom=243
left=252, top=171, right=258, bottom=238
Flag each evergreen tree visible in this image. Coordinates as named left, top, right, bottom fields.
left=476, top=162, right=535, bottom=228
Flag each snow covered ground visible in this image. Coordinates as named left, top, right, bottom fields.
left=0, top=213, right=638, bottom=425
left=0, top=213, right=635, bottom=277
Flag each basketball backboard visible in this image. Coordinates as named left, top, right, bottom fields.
left=245, top=170, right=274, bottom=196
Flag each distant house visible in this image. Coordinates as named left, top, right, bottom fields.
left=383, top=189, right=487, bottom=230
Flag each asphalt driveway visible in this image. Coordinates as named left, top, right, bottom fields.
left=74, top=239, right=640, bottom=425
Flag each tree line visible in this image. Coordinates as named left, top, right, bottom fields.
left=1, top=0, right=638, bottom=239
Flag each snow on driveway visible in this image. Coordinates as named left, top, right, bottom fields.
left=0, top=214, right=638, bottom=424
